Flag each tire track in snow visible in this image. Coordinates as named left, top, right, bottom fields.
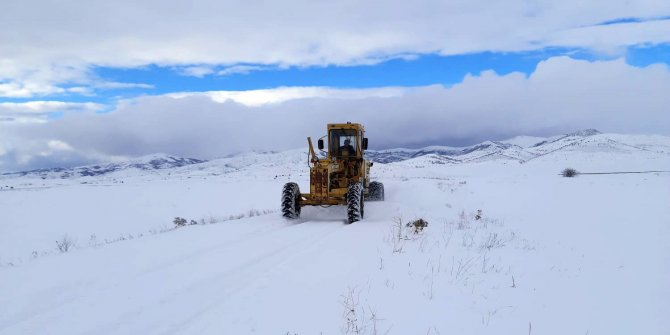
left=0, top=218, right=287, bottom=331
left=85, top=221, right=345, bottom=335
left=0, top=220, right=344, bottom=335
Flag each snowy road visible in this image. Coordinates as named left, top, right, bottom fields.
left=2, top=216, right=356, bottom=334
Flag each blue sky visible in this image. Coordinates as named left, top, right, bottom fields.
left=626, top=43, right=670, bottom=66
left=94, top=50, right=552, bottom=96
left=2, top=44, right=669, bottom=107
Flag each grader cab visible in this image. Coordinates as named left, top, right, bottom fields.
left=281, top=122, right=384, bottom=223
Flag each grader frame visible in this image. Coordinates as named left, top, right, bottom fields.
left=281, top=122, right=384, bottom=223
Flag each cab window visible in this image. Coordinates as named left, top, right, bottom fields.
left=329, top=129, right=357, bottom=157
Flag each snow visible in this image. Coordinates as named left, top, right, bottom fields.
left=1, top=132, right=669, bottom=334
left=501, top=135, right=546, bottom=148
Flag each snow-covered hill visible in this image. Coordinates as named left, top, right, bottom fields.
left=366, top=129, right=670, bottom=164
left=1, top=131, right=669, bottom=334
left=3, top=130, right=669, bottom=182
left=1, top=154, right=205, bottom=179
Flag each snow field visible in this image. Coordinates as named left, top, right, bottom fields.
left=1, top=138, right=669, bottom=334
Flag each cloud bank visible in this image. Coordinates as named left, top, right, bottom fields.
left=1, top=0, right=669, bottom=97
left=1, top=57, right=668, bottom=171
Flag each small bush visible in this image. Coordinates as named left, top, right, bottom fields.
left=561, top=168, right=578, bottom=177
left=406, top=218, right=429, bottom=234
left=479, top=232, right=505, bottom=251
left=391, top=217, right=409, bottom=253
left=173, top=217, right=187, bottom=227
left=56, top=235, right=74, bottom=253
left=457, top=210, right=470, bottom=230
left=341, top=287, right=364, bottom=334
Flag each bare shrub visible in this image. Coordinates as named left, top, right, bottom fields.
left=368, top=307, right=384, bottom=335
left=440, top=222, right=453, bottom=249
left=474, top=209, right=482, bottom=220
left=424, top=265, right=435, bottom=300
left=451, top=256, right=476, bottom=284
left=461, top=232, right=475, bottom=249
left=390, top=217, right=412, bottom=253
left=199, top=210, right=275, bottom=226
left=228, top=213, right=245, bottom=220
left=405, top=218, right=429, bottom=234
left=341, top=287, right=364, bottom=334
left=88, top=234, right=98, bottom=247
left=479, top=233, right=506, bottom=251
left=457, top=210, right=470, bottom=230
left=173, top=217, right=187, bottom=227
left=561, top=168, right=578, bottom=177
left=56, top=235, right=75, bottom=253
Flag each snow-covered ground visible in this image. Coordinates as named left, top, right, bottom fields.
left=1, top=132, right=669, bottom=334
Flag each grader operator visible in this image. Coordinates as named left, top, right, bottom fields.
left=281, top=122, right=384, bottom=223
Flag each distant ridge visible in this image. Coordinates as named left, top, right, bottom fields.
left=568, top=129, right=601, bottom=137
left=2, top=154, right=206, bottom=179
left=3, top=129, right=669, bottom=180
left=365, top=129, right=668, bottom=164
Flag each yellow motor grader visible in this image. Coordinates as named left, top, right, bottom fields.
left=281, top=122, right=384, bottom=223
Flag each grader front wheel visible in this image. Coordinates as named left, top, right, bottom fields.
left=281, top=182, right=301, bottom=219
left=347, top=182, right=364, bottom=223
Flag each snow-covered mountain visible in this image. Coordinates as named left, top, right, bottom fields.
left=3, top=130, right=669, bottom=181
left=2, top=154, right=205, bottom=179
left=366, top=129, right=670, bottom=164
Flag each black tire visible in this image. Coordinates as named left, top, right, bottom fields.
left=281, top=182, right=301, bottom=219
left=367, top=181, right=384, bottom=201
left=347, top=182, right=364, bottom=224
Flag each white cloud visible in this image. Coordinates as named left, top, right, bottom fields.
left=217, top=65, right=266, bottom=76
left=177, top=65, right=268, bottom=77
left=0, top=81, right=66, bottom=98
left=177, top=66, right=216, bottom=78
left=0, top=101, right=105, bottom=123
left=1, top=57, right=668, bottom=171
left=546, top=20, right=670, bottom=54
left=0, top=58, right=152, bottom=98
left=0, top=1, right=669, bottom=96
left=47, top=140, right=73, bottom=151
left=92, top=82, right=154, bottom=90
left=168, top=86, right=410, bottom=106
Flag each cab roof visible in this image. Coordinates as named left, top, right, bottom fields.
left=327, top=122, right=365, bottom=131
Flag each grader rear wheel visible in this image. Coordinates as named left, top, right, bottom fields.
left=367, top=181, right=385, bottom=201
